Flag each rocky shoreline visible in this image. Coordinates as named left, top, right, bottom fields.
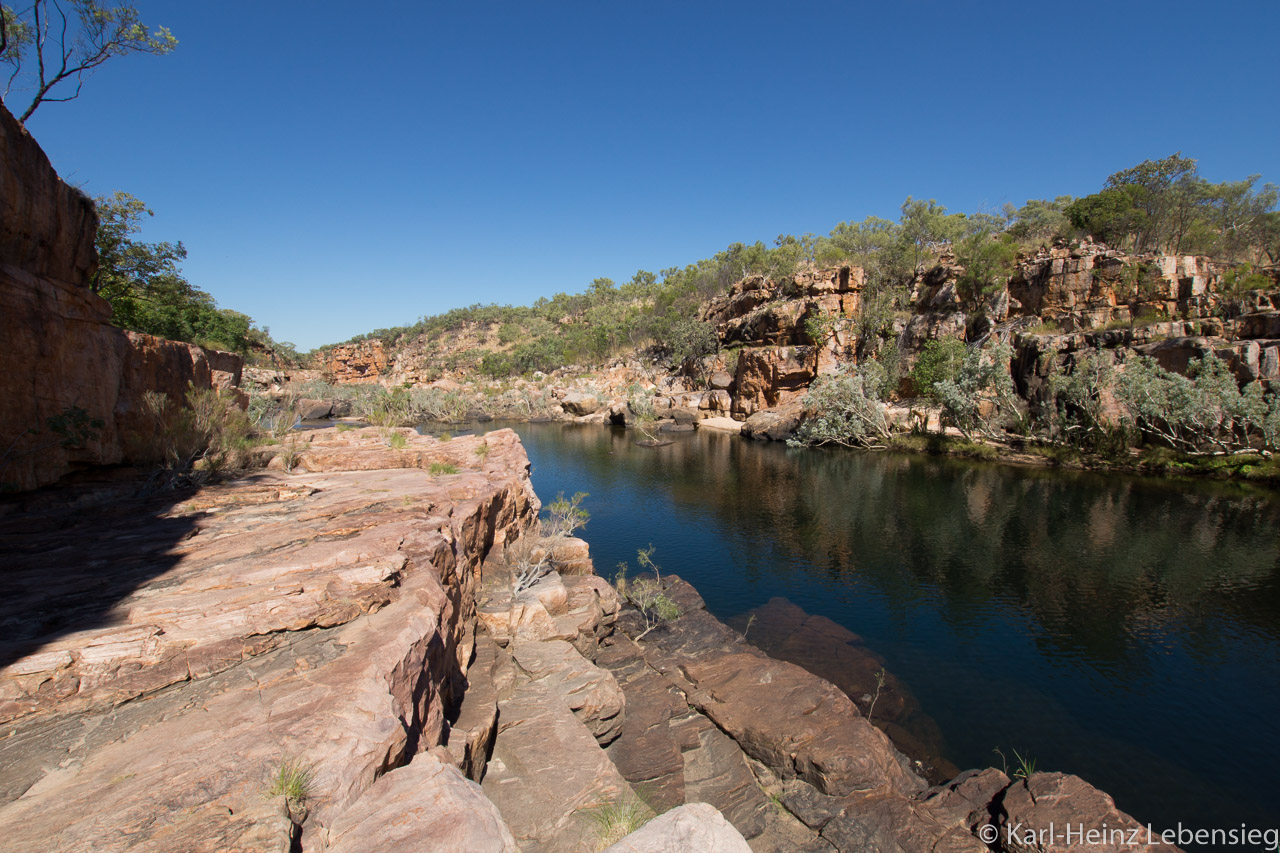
left=0, top=426, right=1181, bottom=851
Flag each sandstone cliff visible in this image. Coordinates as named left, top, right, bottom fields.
left=0, top=103, right=243, bottom=491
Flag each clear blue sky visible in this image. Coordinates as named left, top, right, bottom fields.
left=20, top=0, right=1280, bottom=351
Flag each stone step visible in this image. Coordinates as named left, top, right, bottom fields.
left=482, top=676, right=637, bottom=852
left=325, top=753, right=518, bottom=852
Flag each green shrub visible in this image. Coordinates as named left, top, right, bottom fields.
left=428, top=461, right=459, bottom=476
left=789, top=362, right=891, bottom=449
left=910, top=338, right=967, bottom=400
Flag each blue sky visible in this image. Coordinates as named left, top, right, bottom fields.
left=19, top=0, right=1280, bottom=351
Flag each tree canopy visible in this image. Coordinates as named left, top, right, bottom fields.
left=93, top=192, right=296, bottom=362
left=0, top=0, right=175, bottom=123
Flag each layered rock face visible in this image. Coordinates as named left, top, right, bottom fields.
left=0, top=103, right=243, bottom=491
left=0, top=428, right=538, bottom=851
left=323, top=339, right=388, bottom=383
left=701, top=268, right=862, bottom=419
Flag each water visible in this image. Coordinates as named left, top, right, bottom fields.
left=494, top=422, right=1279, bottom=835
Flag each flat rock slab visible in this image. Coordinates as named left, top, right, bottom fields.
left=635, top=580, right=924, bottom=800
left=325, top=753, right=518, bottom=852
left=483, top=677, right=636, bottom=852
left=511, top=638, right=625, bottom=744
left=0, top=429, right=537, bottom=851
left=696, top=417, right=744, bottom=434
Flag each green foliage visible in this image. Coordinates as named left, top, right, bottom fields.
left=46, top=405, right=105, bottom=449
left=1045, top=351, right=1279, bottom=456
left=1006, top=196, right=1073, bottom=244
left=386, top=432, right=408, bottom=449
left=911, top=338, right=967, bottom=400
left=0, top=1, right=176, bottom=124
left=583, top=797, right=653, bottom=849
left=899, top=197, right=967, bottom=271
left=955, top=221, right=1018, bottom=302
left=933, top=342, right=1024, bottom=438
left=542, top=491, right=589, bottom=539
left=265, top=758, right=314, bottom=818
left=1065, top=154, right=1279, bottom=260
left=614, top=546, right=681, bottom=641
left=1220, top=263, right=1273, bottom=295
left=138, top=385, right=257, bottom=489
left=803, top=311, right=839, bottom=346
left=789, top=361, right=891, bottom=449
left=657, top=316, right=717, bottom=368
left=428, top=461, right=459, bottom=476
left=1113, top=354, right=1276, bottom=454
left=91, top=192, right=292, bottom=360
left=1045, top=353, right=1131, bottom=456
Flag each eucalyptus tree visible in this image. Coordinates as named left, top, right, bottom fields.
left=0, top=0, right=176, bottom=124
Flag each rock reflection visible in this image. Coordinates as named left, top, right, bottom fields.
left=727, top=597, right=960, bottom=784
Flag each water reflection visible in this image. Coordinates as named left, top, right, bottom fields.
left=508, top=423, right=1280, bottom=833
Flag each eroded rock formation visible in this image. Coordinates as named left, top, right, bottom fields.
left=0, top=103, right=244, bottom=491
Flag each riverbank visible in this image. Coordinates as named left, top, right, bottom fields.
left=0, top=425, right=1188, bottom=851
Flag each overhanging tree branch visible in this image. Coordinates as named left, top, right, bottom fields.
left=0, top=1, right=175, bottom=124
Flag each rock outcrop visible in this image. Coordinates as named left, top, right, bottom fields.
left=323, top=340, right=388, bottom=383
left=0, top=102, right=244, bottom=491
left=0, top=428, right=535, bottom=851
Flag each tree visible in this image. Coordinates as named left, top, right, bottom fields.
left=911, top=338, right=968, bottom=400
left=955, top=214, right=1018, bottom=303
left=789, top=361, right=892, bottom=449
left=1, top=0, right=175, bottom=123
left=933, top=342, right=1024, bottom=438
left=93, top=192, right=260, bottom=353
left=899, top=197, right=966, bottom=272
left=1101, top=153, right=1200, bottom=252
left=1006, top=196, right=1073, bottom=245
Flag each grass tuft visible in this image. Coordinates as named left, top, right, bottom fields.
left=266, top=758, right=315, bottom=811
left=583, top=797, right=654, bottom=849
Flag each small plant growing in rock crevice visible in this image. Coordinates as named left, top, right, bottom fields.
left=614, top=545, right=681, bottom=641
left=993, top=746, right=1037, bottom=781
left=582, top=796, right=653, bottom=849
left=866, top=666, right=887, bottom=723
left=541, top=491, right=589, bottom=541
left=506, top=533, right=552, bottom=595
left=266, top=758, right=315, bottom=822
left=428, top=461, right=459, bottom=476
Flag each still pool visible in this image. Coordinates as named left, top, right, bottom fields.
left=479, top=422, right=1279, bottom=836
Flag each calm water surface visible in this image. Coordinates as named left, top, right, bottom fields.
left=491, top=422, right=1279, bottom=834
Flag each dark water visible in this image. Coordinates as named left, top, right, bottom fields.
left=496, top=422, right=1280, bottom=836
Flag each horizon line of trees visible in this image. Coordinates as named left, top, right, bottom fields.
left=317, top=154, right=1279, bottom=379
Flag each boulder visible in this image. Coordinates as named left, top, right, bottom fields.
left=325, top=754, right=518, bottom=853
left=740, top=401, right=805, bottom=442
left=704, top=389, right=732, bottom=411
left=994, top=772, right=1181, bottom=853
left=482, top=678, right=636, bottom=851
left=709, top=371, right=735, bottom=390
left=562, top=392, right=602, bottom=415
left=732, top=346, right=815, bottom=417
left=297, top=397, right=334, bottom=419
left=0, top=429, right=539, bottom=850
left=511, top=639, right=625, bottom=745
left=601, top=802, right=752, bottom=853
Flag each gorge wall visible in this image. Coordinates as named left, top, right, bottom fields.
left=0, top=103, right=243, bottom=491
